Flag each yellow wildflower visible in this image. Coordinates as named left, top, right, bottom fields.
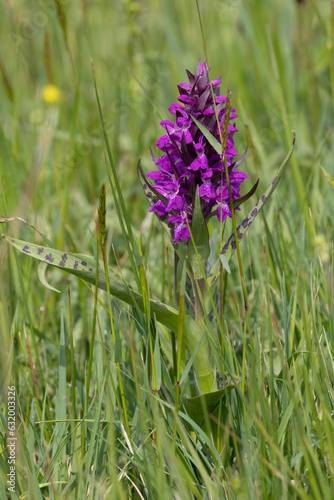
left=41, top=84, right=62, bottom=105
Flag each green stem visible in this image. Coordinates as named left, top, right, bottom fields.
left=187, top=270, right=216, bottom=394
left=82, top=233, right=99, bottom=458
left=241, top=307, right=248, bottom=394
left=183, top=314, right=216, bottom=394
left=173, top=268, right=185, bottom=445
left=102, top=239, right=130, bottom=434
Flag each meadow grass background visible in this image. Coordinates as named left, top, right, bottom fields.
left=0, top=0, right=334, bottom=498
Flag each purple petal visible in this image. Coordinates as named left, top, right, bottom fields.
left=177, top=95, right=195, bottom=105
left=202, top=170, right=212, bottom=179
left=160, top=120, right=175, bottom=131
left=188, top=158, right=201, bottom=171
left=146, top=171, right=163, bottom=180
left=230, top=170, right=248, bottom=185
left=211, top=79, right=221, bottom=88
left=203, top=108, right=215, bottom=116
left=215, top=96, right=226, bottom=104
left=199, top=182, right=216, bottom=201
left=150, top=200, right=167, bottom=217
left=178, top=82, right=192, bottom=92
left=169, top=103, right=183, bottom=115
left=217, top=203, right=231, bottom=222
left=155, top=135, right=170, bottom=149
left=174, top=224, right=190, bottom=243
left=166, top=195, right=185, bottom=212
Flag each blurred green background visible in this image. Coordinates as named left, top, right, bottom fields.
left=0, top=1, right=334, bottom=497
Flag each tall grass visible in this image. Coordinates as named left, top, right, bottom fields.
left=1, top=0, right=334, bottom=498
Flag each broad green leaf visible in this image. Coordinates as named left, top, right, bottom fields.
left=179, top=330, right=205, bottom=385
left=177, top=409, right=222, bottom=463
left=1, top=233, right=180, bottom=330
left=188, top=187, right=210, bottom=279
left=232, top=178, right=259, bottom=209
left=183, top=385, right=234, bottom=427
left=209, top=132, right=296, bottom=286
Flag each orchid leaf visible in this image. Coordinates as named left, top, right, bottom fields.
left=137, top=160, right=171, bottom=242
left=38, top=262, right=60, bottom=293
left=137, top=160, right=168, bottom=208
left=183, top=385, right=234, bottom=427
left=138, top=160, right=174, bottom=247
left=190, top=114, right=221, bottom=154
left=209, top=132, right=296, bottom=286
left=179, top=331, right=205, bottom=386
left=232, top=178, right=259, bottom=209
left=1, top=233, right=180, bottom=330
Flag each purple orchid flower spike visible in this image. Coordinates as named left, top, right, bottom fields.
left=140, top=60, right=257, bottom=244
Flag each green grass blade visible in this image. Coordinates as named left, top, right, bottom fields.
left=91, top=60, right=141, bottom=289
left=53, top=309, right=67, bottom=488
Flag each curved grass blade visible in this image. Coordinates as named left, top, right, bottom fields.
left=137, top=160, right=168, bottom=209
left=321, top=166, right=334, bottom=190
left=232, top=178, right=259, bottom=209
left=0, top=216, right=58, bottom=248
left=209, top=132, right=296, bottom=286
left=91, top=60, right=140, bottom=289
